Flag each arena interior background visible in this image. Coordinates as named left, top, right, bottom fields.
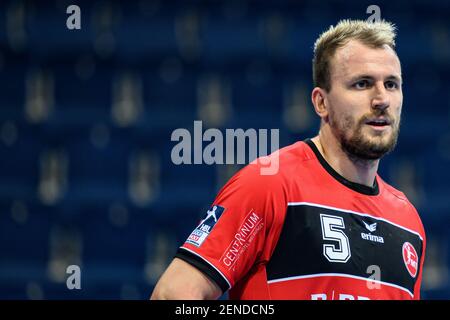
left=0, top=0, right=449, bottom=299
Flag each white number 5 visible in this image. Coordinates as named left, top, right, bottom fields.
left=320, top=214, right=351, bottom=263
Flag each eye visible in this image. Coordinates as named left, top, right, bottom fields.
left=353, top=80, right=371, bottom=89
left=385, top=81, right=399, bottom=90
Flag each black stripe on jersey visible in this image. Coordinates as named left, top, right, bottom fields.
left=175, top=247, right=230, bottom=293
left=266, top=203, right=423, bottom=295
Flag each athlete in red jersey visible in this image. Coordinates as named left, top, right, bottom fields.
left=151, top=20, right=426, bottom=300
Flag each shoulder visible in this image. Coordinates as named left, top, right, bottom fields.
left=378, top=176, right=425, bottom=234
left=216, top=141, right=312, bottom=204
left=378, top=176, right=414, bottom=207
left=250, top=140, right=314, bottom=175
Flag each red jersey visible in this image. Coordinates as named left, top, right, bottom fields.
left=176, top=139, right=426, bottom=300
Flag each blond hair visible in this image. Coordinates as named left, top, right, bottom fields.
left=313, top=19, right=397, bottom=91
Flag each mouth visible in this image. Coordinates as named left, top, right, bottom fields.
left=365, top=118, right=392, bottom=129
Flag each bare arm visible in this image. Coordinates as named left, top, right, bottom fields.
left=150, top=258, right=223, bottom=300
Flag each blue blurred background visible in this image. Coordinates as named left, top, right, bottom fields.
left=0, top=0, right=449, bottom=299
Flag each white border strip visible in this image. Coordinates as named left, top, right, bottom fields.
left=288, top=201, right=423, bottom=241
left=267, top=272, right=414, bottom=298
left=179, top=246, right=232, bottom=290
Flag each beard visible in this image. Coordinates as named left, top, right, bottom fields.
left=328, top=108, right=400, bottom=161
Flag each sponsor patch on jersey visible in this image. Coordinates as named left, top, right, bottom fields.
left=402, top=242, right=418, bottom=278
left=220, top=210, right=264, bottom=271
left=186, top=205, right=225, bottom=247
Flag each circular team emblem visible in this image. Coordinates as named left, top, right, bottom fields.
left=402, top=242, right=418, bottom=278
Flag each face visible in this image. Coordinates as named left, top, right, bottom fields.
left=325, top=40, right=403, bottom=160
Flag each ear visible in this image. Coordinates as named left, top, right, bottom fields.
left=311, top=87, right=329, bottom=120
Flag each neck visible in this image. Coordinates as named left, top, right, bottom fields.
left=311, top=128, right=379, bottom=188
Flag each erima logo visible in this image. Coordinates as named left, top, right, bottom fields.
left=363, top=221, right=377, bottom=232
left=361, top=220, right=384, bottom=244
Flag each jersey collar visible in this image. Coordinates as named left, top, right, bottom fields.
left=304, top=139, right=380, bottom=196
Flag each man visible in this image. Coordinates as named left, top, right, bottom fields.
left=151, top=19, right=426, bottom=300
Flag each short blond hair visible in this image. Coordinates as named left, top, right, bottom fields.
left=313, top=19, right=397, bottom=91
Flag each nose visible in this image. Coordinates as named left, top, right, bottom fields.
left=371, top=82, right=390, bottom=112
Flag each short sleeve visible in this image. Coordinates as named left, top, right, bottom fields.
left=175, top=161, right=287, bottom=293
